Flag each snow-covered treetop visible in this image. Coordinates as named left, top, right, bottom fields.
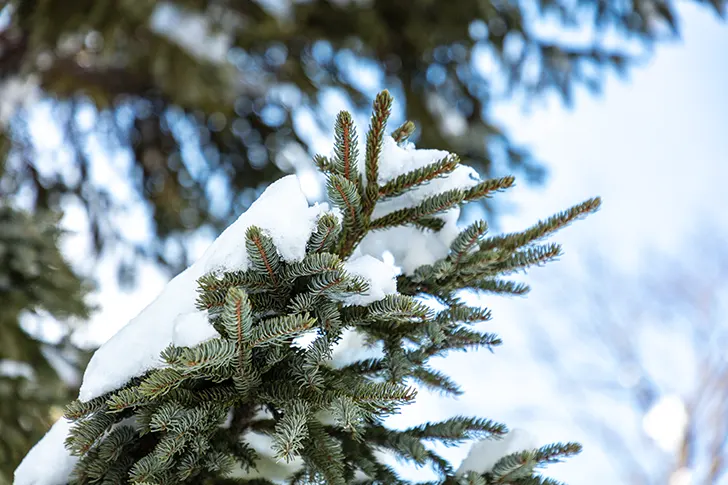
left=16, top=90, right=598, bottom=485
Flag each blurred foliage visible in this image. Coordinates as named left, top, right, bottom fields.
left=0, top=0, right=724, bottom=274
left=0, top=206, right=91, bottom=482
left=0, top=0, right=725, bottom=480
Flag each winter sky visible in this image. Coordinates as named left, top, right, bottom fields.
left=21, top=2, right=727, bottom=484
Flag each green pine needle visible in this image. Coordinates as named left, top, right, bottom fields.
left=314, top=154, right=336, bottom=174
left=411, top=366, right=463, bottom=396
left=171, top=339, right=237, bottom=377
left=285, top=253, right=343, bottom=279
left=405, top=416, right=507, bottom=444
left=273, top=401, right=311, bottom=462
left=64, top=396, right=107, bottom=420
left=221, top=287, right=253, bottom=347
left=65, top=409, right=116, bottom=456
left=138, top=368, right=186, bottom=399
left=333, top=111, right=360, bottom=183
left=367, top=294, right=433, bottom=321
left=450, top=220, right=488, bottom=265
left=414, top=216, right=447, bottom=232
left=307, top=214, right=341, bottom=254
left=370, top=189, right=466, bottom=230
left=493, top=244, right=562, bottom=274
left=106, top=387, right=146, bottom=412
left=471, top=279, right=530, bottom=296
left=463, top=175, right=516, bottom=202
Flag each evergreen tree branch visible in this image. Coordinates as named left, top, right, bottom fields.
left=480, top=198, right=601, bottom=251
left=272, top=401, right=311, bottom=462
left=411, top=367, right=463, bottom=396
left=249, top=313, right=317, bottom=348
left=450, top=221, right=488, bottom=265
left=378, top=155, right=460, bottom=200
left=404, top=416, right=507, bottom=444
left=307, top=214, right=342, bottom=254
left=370, top=190, right=467, bottom=230
left=51, top=90, right=596, bottom=485
left=327, top=174, right=363, bottom=231
left=221, top=288, right=253, bottom=361
left=246, top=226, right=282, bottom=287
left=363, top=90, right=393, bottom=216
left=333, top=111, right=360, bottom=185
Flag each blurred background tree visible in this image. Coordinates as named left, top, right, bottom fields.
left=2, top=0, right=725, bottom=275
left=0, top=207, right=91, bottom=483
left=0, top=0, right=725, bottom=481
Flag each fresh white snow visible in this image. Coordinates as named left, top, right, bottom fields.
left=456, top=429, right=539, bottom=476
left=342, top=254, right=399, bottom=306
left=14, top=418, right=78, bottom=485
left=77, top=266, right=200, bottom=402
left=171, top=311, right=220, bottom=348
left=203, top=175, right=329, bottom=275
left=358, top=212, right=461, bottom=276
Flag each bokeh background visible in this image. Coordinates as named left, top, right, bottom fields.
left=1, top=1, right=727, bottom=484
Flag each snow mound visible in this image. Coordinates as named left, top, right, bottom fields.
left=374, top=135, right=480, bottom=219
left=171, top=311, right=219, bottom=348
left=79, top=175, right=324, bottom=403
left=14, top=418, right=78, bottom=485
left=342, top=254, right=399, bottom=306
left=204, top=175, right=329, bottom=274
left=457, top=428, right=538, bottom=476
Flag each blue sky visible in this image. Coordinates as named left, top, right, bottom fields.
left=51, top=3, right=728, bottom=484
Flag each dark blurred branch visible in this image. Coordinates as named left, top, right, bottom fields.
left=43, top=58, right=154, bottom=96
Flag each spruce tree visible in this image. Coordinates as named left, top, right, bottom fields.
left=16, top=91, right=599, bottom=485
